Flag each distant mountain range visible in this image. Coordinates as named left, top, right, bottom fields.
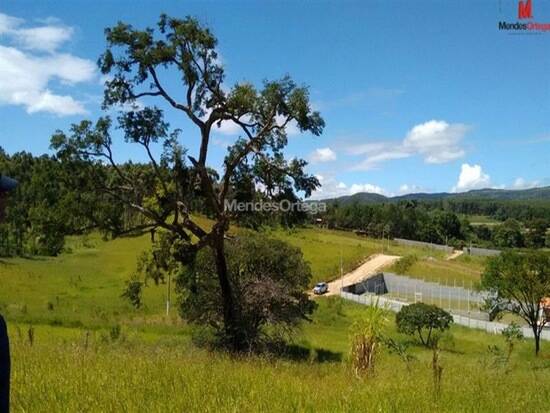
left=321, top=186, right=550, bottom=205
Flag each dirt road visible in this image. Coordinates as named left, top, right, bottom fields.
left=446, top=250, right=464, bottom=261
left=325, top=254, right=401, bottom=296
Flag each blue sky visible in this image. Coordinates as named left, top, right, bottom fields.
left=0, top=0, right=549, bottom=199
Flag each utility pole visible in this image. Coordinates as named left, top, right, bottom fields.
left=439, top=278, right=442, bottom=308
left=340, top=249, right=344, bottom=294
left=166, top=273, right=171, bottom=317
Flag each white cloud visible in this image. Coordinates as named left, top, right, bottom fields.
left=25, top=90, right=86, bottom=115
left=403, top=120, right=467, bottom=164
left=0, top=12, right=73, bottom=53
left=452, top=163, right=491, bottom=192
left=0, top=13, right=21, bottom=33
left=349, top=120, right=469, bottom=170
left=349, top=183, right=386, bottom=195
left=354, top=148, right=410, bottom=170
left=0, top=13, right=95, bottom=116
left=311, top=175, right=389, bottom=199
left=310, top=147, right=336, bottom=163
left=398, top=184, right=424, bottom=195
left=511, top=177, right=540, bottom=190
left=15, top=26, right=74, bottom=52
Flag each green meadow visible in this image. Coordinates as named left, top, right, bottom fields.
left=2, top=225, right=550, bottom=412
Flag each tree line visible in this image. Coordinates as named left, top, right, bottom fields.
left=322, top=201, right=550, bottom=249
left=0, top=148, right=160, bottom=256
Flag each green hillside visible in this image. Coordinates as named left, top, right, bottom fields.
left=2, top=225, right=550, bottom=412
left=324, top=185, right=550, bottom=204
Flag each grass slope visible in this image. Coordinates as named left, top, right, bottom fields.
left=1, top=224, right=427, bottom=328
left=5, top=224, right=547, bottom=412
left=9, top=299, right=550, bottom=412
left=387, top=253, right=486, bottom=285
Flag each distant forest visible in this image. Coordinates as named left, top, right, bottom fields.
left=2, top=148, right=549, bottom=257
left=0, top=149, right=148, bottom=256
left=321, top=199, right=550, bottom=250
left=0, top=148, right=306, bottom=257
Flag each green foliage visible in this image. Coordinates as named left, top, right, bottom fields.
left=393, top=254, right=418, bottom=274
left=481, top=251, right=550, bottom=354
left=121, top=279, right=144, bottom=309
left=525, top=219, right=549, bottom=248
left=502, top=322, right=523, bottom=362
left=50, top=13, right=326, bottom=351
left=177, top=233, right=316, bottom=349
left=396, top=303, right=453, bottom=347
left=383, top=336, right=417, bottom=372
left=0, top=148, right=153, bottom=257
left=350, top=303, right=388, bottom=377
left=492, top=219, right=524, bottom=248
left=323, top=202, right=467, bottom=246
left=323, top=196, right=550, bottom=251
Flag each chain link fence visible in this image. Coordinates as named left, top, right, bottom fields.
left=340, top=273, right=550, bottom=341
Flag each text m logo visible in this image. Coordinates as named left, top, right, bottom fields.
left=518, top=0, right=533, bottom=19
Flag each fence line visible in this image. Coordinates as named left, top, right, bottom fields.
left=344, top=272, right=489, bottom=319
left=393, top=238, right=454, bottom=253
left=463, top=246, right=501, bottom=257
left=340, top=291, right=550, bottom=341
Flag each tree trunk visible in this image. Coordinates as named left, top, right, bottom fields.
left=534, top=329, right=541, bottom=356
left=213, top=236, right=243, bottom=351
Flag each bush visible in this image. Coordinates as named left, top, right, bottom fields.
left=393, top=255, right=418, bottom=274
left=121, top=279, right=143, bottom=309
left=502, top=322, right=523, bottom=361
left=396, top=303, right=453, bottom=347
left=177, top=233, right=316, bottom=350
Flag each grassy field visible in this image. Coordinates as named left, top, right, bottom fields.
left=8, top=299, right=550, bottom=412
left=387, top=252, right=486, bottom=285
left=462, top=214, right=501, bottom=226
left=0, top=224, right=431, bottom=329
left=3, top=224, right=549, bottom=412
left=270, top=227, right=417, bottom=285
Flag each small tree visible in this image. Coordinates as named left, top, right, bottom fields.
left=350, top=303, right=388, bottom=377
left=121, top=278, right=143, bottom=309
left=525, top=219, right=548, bottom=249
left=396, top=303, right=453, bottom=348
left=481, top=251, right=550, bottom=355
left=492, top=219, right=524, bottom=248
left=502, top=322, right=523, bottom=362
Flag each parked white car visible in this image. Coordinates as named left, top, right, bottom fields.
left=313, top=282, right=328, bottom=295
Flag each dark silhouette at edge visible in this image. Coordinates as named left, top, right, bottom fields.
left=0, top=174, right=17, bottom=413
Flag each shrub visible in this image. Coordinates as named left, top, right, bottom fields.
left=121, top=279, right=143, bottom=309
left=393, top=255, right=418, bottom=274
left=177, top=233, right=316, bottom=350
left=396, top=303, right=453, bottom=348
left=502, top=322, right=523, bottom=361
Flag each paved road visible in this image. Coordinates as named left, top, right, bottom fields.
left=324, top=254, right=401, bottom=296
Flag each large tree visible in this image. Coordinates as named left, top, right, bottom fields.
left=51, top=15, right=324, bottom=350
left=481, top=251, right=550, bottom=355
